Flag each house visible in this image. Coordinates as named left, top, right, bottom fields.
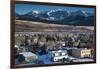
left=48, top=49, right=68, bottom=62
left=72, top=48, right=91, bottom=58
left=19, top=52, right=38, bottom=62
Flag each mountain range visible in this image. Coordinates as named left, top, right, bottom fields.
left=15, top=9, right=94, bottom=26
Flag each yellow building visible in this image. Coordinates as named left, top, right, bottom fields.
left=72, top=48, right=91, bottom=58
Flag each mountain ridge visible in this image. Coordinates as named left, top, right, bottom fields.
left=15, top=9, right=94, bottom=26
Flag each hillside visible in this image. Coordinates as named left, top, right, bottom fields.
left=15, top=20, right=93, bottom=32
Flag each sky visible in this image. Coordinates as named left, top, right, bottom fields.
left=15, top=4, right=95, bottom=15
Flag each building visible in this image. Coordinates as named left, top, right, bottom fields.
left=19, top=52, right=38, bottom=62
left=48, top=49, right=68, bottom=62
left=72, top=48, right=91, bottom=58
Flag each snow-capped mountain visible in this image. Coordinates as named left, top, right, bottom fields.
left=15, top=9, right=94, bottom=26
left=46, top=9, right=70, bottom=21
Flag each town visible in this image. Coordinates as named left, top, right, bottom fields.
left=14, top=31, right=95, bottom=65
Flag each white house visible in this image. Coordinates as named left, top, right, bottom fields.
left=19, top=52, right=38, bottom=62
left=48, top=49, right=68, bottom=62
